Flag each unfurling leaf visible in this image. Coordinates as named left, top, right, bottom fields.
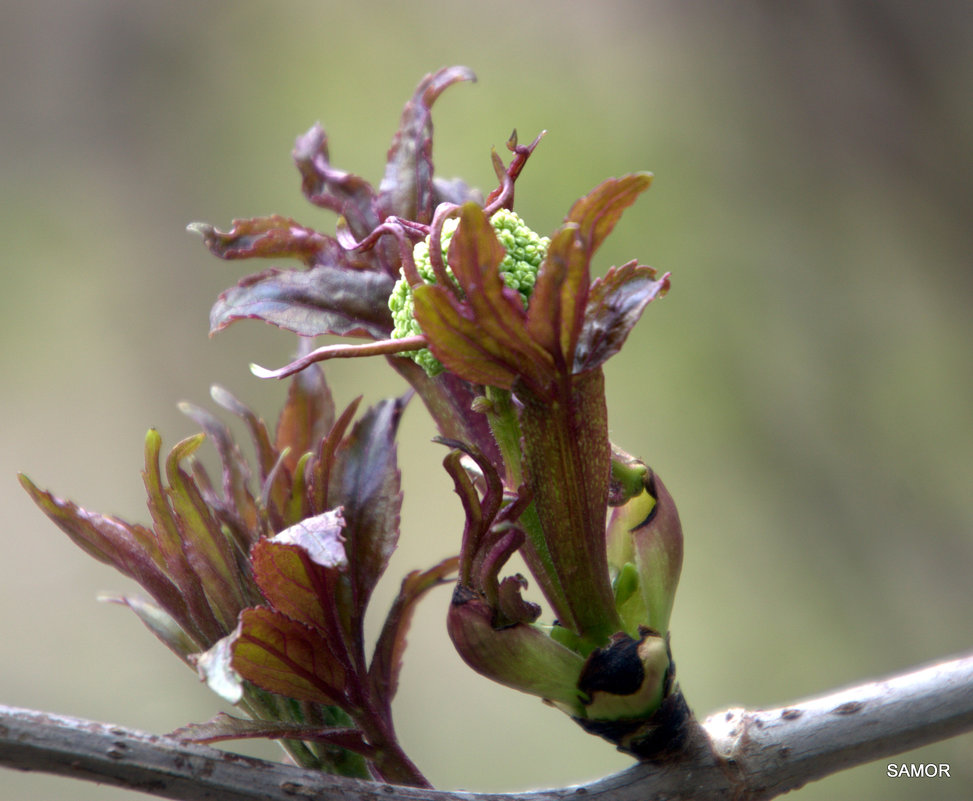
left=328, top=396, right=406, bottom=611
left=210, top=264, right=395, bottom=339
left=575, top=261, right=670, bottom=373
left=275, top=360, right=335, bottom=474
left=188, top=216, right=334, bottom=265
left=379, top=66, right=477, bottom=224
left=269, top=509, right=347, bottom=569
left=369, top=556, right=459, bottom=708
left=293, top=122, right=380, bottom=241
left=231, top=607, right=346, bottom=706
left=249, top=537, right=348, bottom=649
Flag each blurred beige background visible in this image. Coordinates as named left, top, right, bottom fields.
left=2, top=2, right=971, bottom=798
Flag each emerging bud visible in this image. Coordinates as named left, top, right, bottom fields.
left=189, top=65, right=684, bottom=761
left=447, top=587, right=587, bottom=717
left=388, top=208, right=549, bottom=375
left=606, top=460, right=683, bottom=637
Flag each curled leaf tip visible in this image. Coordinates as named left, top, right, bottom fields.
left=251, top=336, right=430, bottom=380
left=195, top=634, right=244, bottom=704
left=250, top=362, right=279, bottom=379
left=270, top=508, right=347, bottom=569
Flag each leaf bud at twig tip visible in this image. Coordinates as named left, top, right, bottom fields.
left=470, top=395, right=493, bottom=414
left=607, top=460, right=683, bottom=637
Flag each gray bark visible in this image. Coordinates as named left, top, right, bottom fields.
left=2, top=650, right=972, bottom=801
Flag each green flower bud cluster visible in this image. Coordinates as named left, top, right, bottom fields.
left=388, top=208, right=550, bottom=375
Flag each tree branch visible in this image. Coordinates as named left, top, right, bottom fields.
left=2, top=651, right=972, bottom=801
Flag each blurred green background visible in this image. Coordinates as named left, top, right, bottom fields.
left=2, top=2, right=971, bottom=798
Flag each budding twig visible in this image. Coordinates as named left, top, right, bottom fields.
left=3, top=650, right=971, bottom=801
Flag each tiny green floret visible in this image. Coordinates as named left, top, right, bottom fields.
left=389, top=208, right=549, bottom=375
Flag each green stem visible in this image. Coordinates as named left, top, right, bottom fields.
left=299, top=701, right=371, bottom=780
left=518, top=371, right=621, bottom=646
left=481, top=386, right=577, bottom=634
left=516, top=500, right=576, bottom=633
left=353, top=701, right=430, bottom=788
left=483, top=386, right=523, bottom=487
left=239, top=688, right=369, bottom=779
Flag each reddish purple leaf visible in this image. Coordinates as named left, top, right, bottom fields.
left=329, top=397, right=406, bottom=612
left=412, top=284, right=523, bottom=388
left=369, top=556, right=459, bottom=709
left=378, top=66, right=476, bottom=224
left=303, top=395, right=362, bottom=516
left=525, top=173, right=653, bottom=374
left=564, top=173, right=653, bottom=257
left=231, top=607, right=346, bottom=706
left=189, top=215, right=334, bottom=266
left=210, top=264, right=395, bottom=339
left=274, top=360, right=335, bottom=476
left=208, top=385, right=278, bottom=485
left=526, top=224, right=589, bottom=371
left=18, top=472, right=219, bottom=648
left=293, top=123, right=380, bottom=241
left=250, top=537, right=349, bottom=659
left=575, top=261, right=671, bottom=373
